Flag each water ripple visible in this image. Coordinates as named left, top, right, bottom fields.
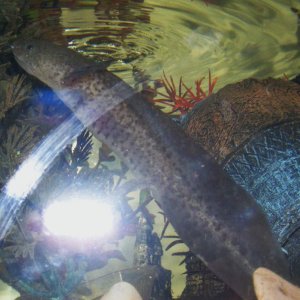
left=23, top=0, right=300, bottom=88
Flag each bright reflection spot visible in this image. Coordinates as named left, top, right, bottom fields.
left=43, top=198, right=115, bottom=240
left=5, top=157, right=45, bottom=200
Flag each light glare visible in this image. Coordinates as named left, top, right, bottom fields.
left=5, top=157, right=45, bottom=200
left=43, top=198, right=115, bottom=240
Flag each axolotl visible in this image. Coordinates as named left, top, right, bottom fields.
left=12, top=39, right=289, bottom=300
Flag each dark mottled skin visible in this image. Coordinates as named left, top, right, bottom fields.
left=12, top=40, right=289, bottom=300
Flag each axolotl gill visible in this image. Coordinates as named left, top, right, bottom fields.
left=12, top=39, right=290, bottom=300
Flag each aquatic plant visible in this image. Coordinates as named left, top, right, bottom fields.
left=0, top=0, right=26, bottom=56
left=0, top=75, right=36, bottom=185
left=151, top=70, right=218, bottom=115
left=65, top=129, right=93, bottom=168
left=0, top=123, right=40, bottom=184
left=0, top=75, right=31, bottom=120
left=0, top=127, right=137, bottom=299
left=0, top=74, right=140, bottom=298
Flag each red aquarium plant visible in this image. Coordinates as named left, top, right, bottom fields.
left=151, top=70, right=218, bottom=115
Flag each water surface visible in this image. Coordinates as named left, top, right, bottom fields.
left=24, top=0, right=300, bottom=88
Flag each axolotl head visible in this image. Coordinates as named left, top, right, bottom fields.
left=12, top=39, right=94, bottom=90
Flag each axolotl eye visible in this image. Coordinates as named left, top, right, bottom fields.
left=26, top=44, right=33, bottom=51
